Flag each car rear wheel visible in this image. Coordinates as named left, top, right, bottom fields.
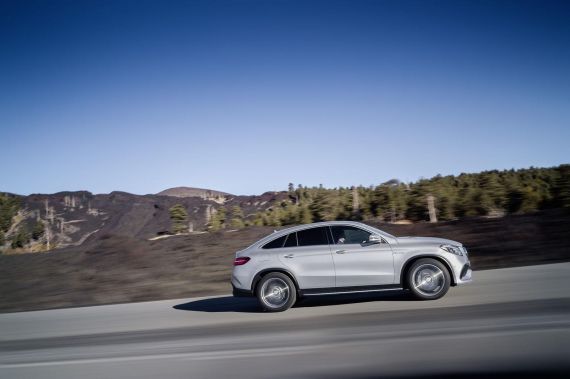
left=407, top=258, right=450, bottom=300
left=256, top=272, right=297, bottom=312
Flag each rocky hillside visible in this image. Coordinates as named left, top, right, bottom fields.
left=156, top=187, right=232, bottom=203
left=0, top=189, right=290, bottom=254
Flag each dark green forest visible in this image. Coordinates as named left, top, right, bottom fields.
left=211, top=164, right=570, bottom=230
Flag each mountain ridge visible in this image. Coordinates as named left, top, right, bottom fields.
left=157, top=186, right=233, bottom=199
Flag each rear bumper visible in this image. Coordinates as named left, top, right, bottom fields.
left=232, top=285, right=254, bottom=297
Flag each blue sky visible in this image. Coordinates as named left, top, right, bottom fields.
left=1, top=0, right=569, bottom=195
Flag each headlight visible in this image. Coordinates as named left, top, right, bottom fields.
left=440, top=244, right=463, bottom=256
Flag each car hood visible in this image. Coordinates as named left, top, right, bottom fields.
left=396, top=236, right=462, bottom=246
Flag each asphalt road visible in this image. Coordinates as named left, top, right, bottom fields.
left=1, top=263, right=570, bottom=378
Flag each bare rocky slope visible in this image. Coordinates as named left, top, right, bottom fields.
left=1, top=189, right=290, bottom=253
left=0, top=209, right=568, bottom=313
left=156, top=187, right=232, bottom=201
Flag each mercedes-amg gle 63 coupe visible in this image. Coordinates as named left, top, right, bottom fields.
left=232, top=221, right=472, bottom=312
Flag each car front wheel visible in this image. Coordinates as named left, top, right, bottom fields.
left=256, top=272, right=297, bottom=312
left=407, top=258, right=450, bottom=300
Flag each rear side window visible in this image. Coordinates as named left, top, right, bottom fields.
left=262, top=235, right=287, bottom=249
left=297, top=227, right=329, bottom=246
left=283, top=233, right=298, bottom=247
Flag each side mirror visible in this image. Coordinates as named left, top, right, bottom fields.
left=368, top=235, right=382, bottom=244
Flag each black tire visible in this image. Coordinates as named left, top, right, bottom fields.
left=407, top=258, right=450, bottom=300
left=255, top=272, right=297, bottom=312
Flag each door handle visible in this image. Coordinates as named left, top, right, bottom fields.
left=336, top=250, right=347, bottom=254
left=283, top=254, right=295, bottom=258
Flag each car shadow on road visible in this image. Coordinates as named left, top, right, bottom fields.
left=173, top=290, right=415, bottom=313
left=294, top=290, right=416, bottom=308
left=173, top=296, right=260, bottom=313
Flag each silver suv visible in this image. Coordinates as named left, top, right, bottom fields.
left=232, top=221, right=472, bottom=312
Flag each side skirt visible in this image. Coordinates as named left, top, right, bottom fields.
left=299, top=284, right=403, bottom=297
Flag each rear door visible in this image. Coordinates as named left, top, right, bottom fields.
left=276, top=227, right=335, bottom=289
left=329, top=225, right=395, bottom=287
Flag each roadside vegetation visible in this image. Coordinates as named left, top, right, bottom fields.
left=207, top=165, right=570, bottom=230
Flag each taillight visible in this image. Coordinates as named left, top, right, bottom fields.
left=234, top=257, right=250, bottom=266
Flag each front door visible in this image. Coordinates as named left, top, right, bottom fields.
left=329, top=225, right=395, bottom=287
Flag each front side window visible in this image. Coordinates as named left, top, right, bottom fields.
left=330, top=225, right=371, bottom=245
left=297, top=227, right=329, bottom=246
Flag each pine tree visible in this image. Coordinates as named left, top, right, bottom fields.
left=11, top=228, right=30, bottom=249
left=32, top=220, right=45, bottom=240
left=217, top=207, right=227, bottom=228
left=554, top=165, right=570, bottom=208
left=300, top=205, right=313, bottom=224
left=310, top=190, right=333, bottom=222
left=267, top=207, right=283, bottom=227
left=480, top=171, right=506, bottom=213
left=230, top=206, right=245, bottom=229
left=209, top=207, right=227, bottom=231
left=169, top=204, right=189, bottom=234
left=252, top=212, right=265, bottom=226
left=209, top=212, right=222, bottom=231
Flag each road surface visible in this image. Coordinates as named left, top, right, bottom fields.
left=1, top=263, right=570, bottom=378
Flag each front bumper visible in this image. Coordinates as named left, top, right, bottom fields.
left=456, top=262, right=472, bottom=284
